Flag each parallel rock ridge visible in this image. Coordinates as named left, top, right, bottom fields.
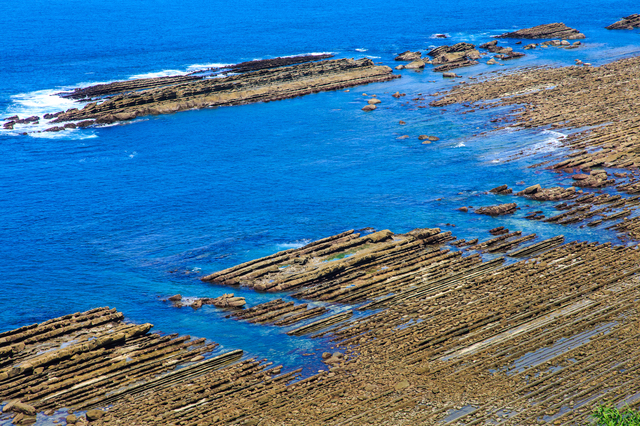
left=51, top=58, right=398, bottom=126
left=606, top=14, right=640, bottom=30
left=58, top=54, right=335, bottom=100
left=497, top=22, right=586, bottom=39
left=0, top=307, right=226, bottom=419
left=4, top=236, right=640, bottom=425
left=430, top=56, right=640, bottom=175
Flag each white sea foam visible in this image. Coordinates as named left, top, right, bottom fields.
left=429, top=33, right=450, bottom=39
left=186, top=63, right=233, bottom=71
left=355, top=48, right=368, bottom=52
left=278, top=52, right=334, bottom=59
left=541, top=129, right=567, bottom=140
left=456, top=142, right=466, bottom=148
left=6, top=89, right=80, bottom=117
left=0, top=88, right=96, bottom=137
left=276, top=240, right=311, bottom=250
left=129, top=69, right=186, bottom=79
left=30, top=130, right=98, bottom=140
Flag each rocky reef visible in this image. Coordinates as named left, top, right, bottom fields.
left=497, top=22, right=586, bottom=39
left=427, top=42, right=481, bottom=72
left=606, top=14, right=640, bottom=30
left=4, top=229, right=640, bottom=425
left=47, top=58, right=398, bottom=127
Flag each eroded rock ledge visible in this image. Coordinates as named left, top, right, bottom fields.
left=430, top=55, right=640, bottom=172
left=50, top=58, right=398, bottom=126
left=4, top=231, right=640, bottom=425
left=606, top=14, right=640, bottom=30
left=497, top=22, right=586, bottom=39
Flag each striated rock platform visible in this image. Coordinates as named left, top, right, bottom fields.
left=5, top=230, right=640, bottom=425
left=606, top=14, right=640, bottom=30
left=430, top=55, right=640, bottom=174
left=497, top=22, right=586, bottom=39
left=50, top=58, right=399, bottom=126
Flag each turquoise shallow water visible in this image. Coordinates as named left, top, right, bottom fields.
left=1, top=0, right=640, bottom=372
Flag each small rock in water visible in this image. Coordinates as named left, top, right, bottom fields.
left=362, top=104, right=376, bottom=112
left=368, top=98, right=381, bottom=105
left=398, top=120, right=406, bottom=125
left=168, top=294, right=182, bottom=301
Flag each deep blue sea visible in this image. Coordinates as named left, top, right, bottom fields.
left=2, top=0, right=640, bottom=373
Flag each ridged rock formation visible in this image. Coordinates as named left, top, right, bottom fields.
left=50, top=58, right=398, bottom=126
left=606, top=14, right=640, bottom=30
left=430, top=56, right=640, bottom=174
left=497, top=22, right=586, bottom=39
left=5, top=235, right=640, bottom=425
left=427, top=42, right=481, bottom=72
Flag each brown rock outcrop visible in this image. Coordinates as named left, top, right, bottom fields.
left=475, top=203, right=517, bottom=215
left=489, top=184, right=512, bottom=195
left=404, top=60, right=426, bottom=69
left=428, top=43, right=481, bottom=72
left=606, top=14, right=640, bottom=30
left=395, top=51, right=422, bottom=61
left=515, top=185, right=578, bottom=201
left=51, top=59, right=399, bottom=125
left=497, top=23, right=586, bottom=39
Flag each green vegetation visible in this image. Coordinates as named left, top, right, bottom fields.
left=593, top=405, right=640, bottom=426
left=324, top=244, right=373, bottom=262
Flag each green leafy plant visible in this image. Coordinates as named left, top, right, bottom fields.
left=592, top=405, right=640, bottom=426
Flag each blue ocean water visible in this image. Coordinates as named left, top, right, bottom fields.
left=1, top=0, right=640, bottom=372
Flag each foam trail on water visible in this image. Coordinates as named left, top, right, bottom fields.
left=1, top=89, right=94, bottom=137
left=186, top=63, right=234, bottom=71
left=128, top=70, right=186, bottom=79
left=278, top=52, right=335, bottom=58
